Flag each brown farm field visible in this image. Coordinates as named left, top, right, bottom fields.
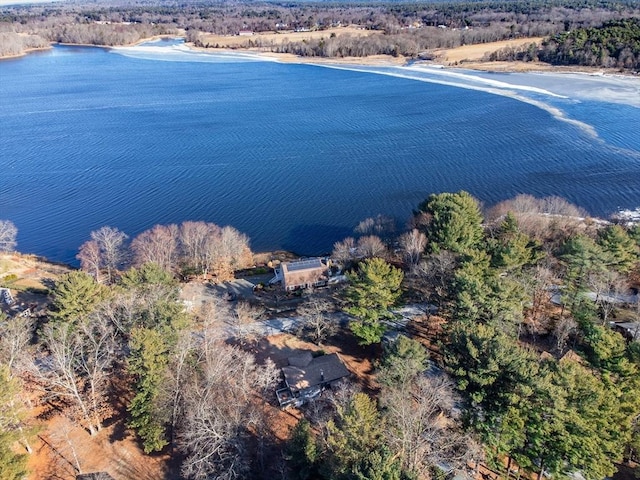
left=433, top=37, right=544, bottom=64
left=198, top=26, right=381, bottom=49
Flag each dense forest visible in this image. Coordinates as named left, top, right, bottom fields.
left=1, top=192, right=640, bottom=479
left=539, top=18, right=640, bottom=69
left=1, top=0, right=640, bottom=69
left=488, top=17, right=640, bottom=68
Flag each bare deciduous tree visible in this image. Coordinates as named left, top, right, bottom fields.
left=232, top=301, right=265, bottom=345
left=295, top=297, right=337, bottom=344
left=332, top=237, right=356, bottom=267
left=520, top=264, right=558, bottom=336
left=90, top=226, right=129, bottom=283
left=180, top=344, right=278, bottom=480
left=381, top=375, right=473, bottom=477
left=178, top=221, right=252, bottom=281
left=77, top=240, right=102, bottom=282
left=0, top=312, right=34, bottom=376
left=588, top=269, right=627, bottom=325
left=0, top=219, right=18, bottom=252
left=356, top=235, right=387, bottom=259
left=398, top=229, right=427, bottom=269
left=32, top=317, right=116, bottom=435
left=415, top=250, right=458, bottom=310
left=354, top=214, right=395, bottom=239
left=486, top=194, right=588, bottom=244
left=159, top=329, right=196, bottom=447
left=131, top=224, right=179, bottom=272
left=196, top=298, right=232, bottom=345
left=217, top=226, right=253, bottom=271
left=179, top=221, right=213, bottom=276
left=553, top=316, right=578, bottom=354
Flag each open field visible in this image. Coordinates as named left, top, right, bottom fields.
left=1, top=253, right=70, bottom=286
left=433, top=37, right=544, bottom=64
left=191, top=35, right=626, bottom=73
left=198, top=26, right=381, bottom=49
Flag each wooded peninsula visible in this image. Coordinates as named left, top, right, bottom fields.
left=1, top=191, right=640, bottom=480
left=1, top=0, right=639, bottom=71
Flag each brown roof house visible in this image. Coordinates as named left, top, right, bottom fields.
left=272, top=258, right=330, bottom=291
left=276, top=351, right=350, bottom=408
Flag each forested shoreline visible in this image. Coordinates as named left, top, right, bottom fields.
left=488, top=18, right=640, bottom=69
left=1, top=0, right=640, bottom=70
left=1, top=192, right=640, bottom=479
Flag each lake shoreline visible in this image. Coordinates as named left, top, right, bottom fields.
left=0, top=45, right=52, bottom=61
left=183, top=39, right=639, bottom=78
left=4, top=34, right=638, bottom=79
left=3, top=36, right=639, bottom=265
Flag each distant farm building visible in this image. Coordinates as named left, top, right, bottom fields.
left=238, top=30, right=254, bottom=36
left=276, top=351, right=350, bottom=408
left=271, top=258, right=329, bottom=291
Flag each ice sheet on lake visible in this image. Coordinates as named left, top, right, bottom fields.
left=313, top=63, right=601, bottom=138
left=110, top=42, right=275, bottom=63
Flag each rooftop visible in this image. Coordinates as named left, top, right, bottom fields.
left=283, top=258, right=325, bottom=273
left=282, top=352, right=350, bottom=394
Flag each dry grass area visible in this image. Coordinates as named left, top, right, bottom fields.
left=433, top=37, right=544, bottom=64
left=431, top=37, right=624, bottom=73
left=0, top=253, right=71, bottom=290
left=1, top=253, right=71, bottom=315
left=198, top=26, right=380, bottom=49
left=27, top=415, right=171, bottom=480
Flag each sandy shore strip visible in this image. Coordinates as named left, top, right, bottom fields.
left=0, top=45, right=52, bottom=61
left=6, top=32, right=637, bottom=78
left=186, top=34, right=637, bottom=76
left=0, top=33, right=183, bottom=60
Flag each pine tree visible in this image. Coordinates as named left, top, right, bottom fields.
left=0, top=366, right=29, bottom=480
left=287, top=419, right=318, bottom=480
left=345, top=258, right=403, bottom=345
left=127, top=327, right=172, bottom=453
left=417, top=191, right=483, bottom=254
left=325, top=393, right=384, bottom=478
left=597, top=224, right=639, bottom=273
left=50, top=271, right=108, bottom=324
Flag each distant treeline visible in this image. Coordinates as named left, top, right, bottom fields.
left=1, top=0, right=640, bottom=65
left=540, top=18, right=640, bottom=69
left=488, top=18, right=640, bottom=69
left=0, top=32, right=48, bottom=57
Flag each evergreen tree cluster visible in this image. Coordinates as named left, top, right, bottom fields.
left=540, top=18, right=640, bottom=69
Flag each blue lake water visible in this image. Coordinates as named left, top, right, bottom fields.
left=1, top=40, right=639, bottom=264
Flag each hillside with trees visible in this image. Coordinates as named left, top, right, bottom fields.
left=2, top=0, right=640, bottom=64
left=489, top=17, right=640, bottom=69
left=1, top=190, right=640, bottom=479
left=538, top=18, right=640, bottom=69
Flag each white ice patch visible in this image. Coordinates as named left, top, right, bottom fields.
left=110, top=43, right=275, bottom=63
left=405, top=64, right=568, bottom=98
left=310, top=63, right=599, bottom=138
left=109, top=40, right=639, bottom=141
left=613, top=208, right=640, bottom=224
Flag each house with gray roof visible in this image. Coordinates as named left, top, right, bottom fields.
left=276, top=351, right=350, bottom=408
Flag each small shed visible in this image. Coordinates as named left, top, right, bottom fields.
left=276, top=352, right=350, bottom=408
